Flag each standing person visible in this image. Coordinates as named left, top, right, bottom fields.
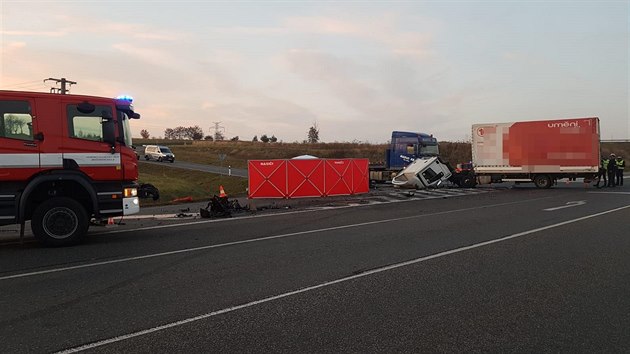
left=616, top=155, right=625, bottom=186
left=607, top=153, right=618, bottom=187
left=595, top=157, right=607, bottom=188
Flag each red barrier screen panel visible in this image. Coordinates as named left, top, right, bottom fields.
left=325, top=159, right=353, bottom=196
left=351, top=159, right=370, bottom=194
left=248, top=160, right=287, bottom=198
left=287, top=159, right=325, bottom=198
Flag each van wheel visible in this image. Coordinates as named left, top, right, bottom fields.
left=534, top=174, right=553, bottom=189
left=31, top=197, right=89, bottom=247
left=158, top=157, right=163, bottom=162
left=145, top=155, right=150, bottom=160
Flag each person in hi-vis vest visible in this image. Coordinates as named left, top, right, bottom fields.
left=595, top=157, right=608, bottom=188
left=615, top=156, right=625, bottom=186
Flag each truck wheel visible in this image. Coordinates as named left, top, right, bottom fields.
left=534, top=174, right=553, bottom=189
left=31, top=197, right=89, bottom=247
left=461, top=174, right=477, bottom=188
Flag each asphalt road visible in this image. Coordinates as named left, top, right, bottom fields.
left=1, top=183, right=629, bottom=353
left=140, top=159, right=248, bottom=178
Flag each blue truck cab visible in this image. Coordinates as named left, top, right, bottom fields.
left=369, top=131, right=440, bottom=183
left=386, top=131, right=439, bottom=170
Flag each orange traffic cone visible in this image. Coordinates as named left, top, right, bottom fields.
left=219, top=185, right=227, bottom=198
left=107, top=217, right=115, bottom=225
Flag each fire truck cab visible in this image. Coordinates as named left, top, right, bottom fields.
left=0, top=90, right=141, bottom=246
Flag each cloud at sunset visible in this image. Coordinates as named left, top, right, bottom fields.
left=1, top=1, right=627, bottom=142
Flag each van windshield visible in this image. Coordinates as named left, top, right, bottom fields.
left=160, top=147, right=172, bottom=154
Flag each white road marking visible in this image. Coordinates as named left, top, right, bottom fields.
left=0, top=197, right=551, bottom=281
left=588, top=191, right=630, bottom=195
left=543, top=200, right=586, bottom=211
left=56, top=203, right=630, bottom=353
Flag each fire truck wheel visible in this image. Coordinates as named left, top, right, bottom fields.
left=31, top=197, right=89, bottom=247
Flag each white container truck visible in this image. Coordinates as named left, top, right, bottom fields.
left=450, top=117, right=601, bottom=188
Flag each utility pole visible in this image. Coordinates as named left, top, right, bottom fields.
left=44, top=77, right=77, bottom=94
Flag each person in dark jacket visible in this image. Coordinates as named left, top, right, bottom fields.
left=607, top=153, right=618, bottom=187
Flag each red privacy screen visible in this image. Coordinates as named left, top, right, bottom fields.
left=248, top=158, right=370, bottom=199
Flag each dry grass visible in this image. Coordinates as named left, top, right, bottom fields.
left=134, top=139, right=628, bottom=168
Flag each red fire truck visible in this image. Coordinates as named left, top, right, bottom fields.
left=0, top=90, right=141, bottom=246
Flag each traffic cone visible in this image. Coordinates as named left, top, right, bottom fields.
left=107, top=217, right=115, bottom=225
left=219, top=185, right=227, bottom=198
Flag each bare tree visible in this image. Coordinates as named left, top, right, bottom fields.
left=140, top=129, right=150, bottom=139
left=307, top=122, right=319, bottom=143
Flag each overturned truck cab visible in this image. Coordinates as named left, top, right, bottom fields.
left=391, top=156, right=453, bottom=189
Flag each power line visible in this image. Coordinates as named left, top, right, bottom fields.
left=211, top=121, right=225, bottom=140
left=6, top=83, right=45, bottom=91
left=6, top=79, right=41, bottom=87
left=2, top=80, right=46, bottom=91
left=44, top=77, right=77, bottom=94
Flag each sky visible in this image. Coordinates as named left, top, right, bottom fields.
left=1, top=0, right=628, bottom=143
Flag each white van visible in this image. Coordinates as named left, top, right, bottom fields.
left=144, top=145, right=175, bottom=163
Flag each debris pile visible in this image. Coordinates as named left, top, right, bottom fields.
left=199, top=195, right=248, bottom=218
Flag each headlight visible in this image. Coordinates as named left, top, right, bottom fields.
left=124, top=188, right=138, bottom=197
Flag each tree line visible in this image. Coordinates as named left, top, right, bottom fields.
left=138, top=122, right=320, bottom=143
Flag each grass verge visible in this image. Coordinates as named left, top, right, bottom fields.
left=138, top=162, right=248, bottom=206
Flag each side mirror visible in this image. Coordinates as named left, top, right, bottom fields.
left=102, top=118, right=116, bottom=148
